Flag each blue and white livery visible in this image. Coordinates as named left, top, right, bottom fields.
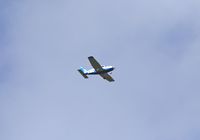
left=78, top=56, right=115, bottom=82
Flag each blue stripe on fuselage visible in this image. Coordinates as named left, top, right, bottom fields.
left=87, top=67, right=114, bottom=75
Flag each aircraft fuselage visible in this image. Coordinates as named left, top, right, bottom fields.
left=87, top=66, right=114, bottom=75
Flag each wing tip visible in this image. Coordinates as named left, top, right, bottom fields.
left=88, top=56, right=94, bottom=59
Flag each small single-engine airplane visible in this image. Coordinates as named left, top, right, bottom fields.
left=78, top=56, right=115, bottom=82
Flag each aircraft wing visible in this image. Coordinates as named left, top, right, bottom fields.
left=100, top=73, right=115, bottom=82
left=88, top=56, right=103, bottom=71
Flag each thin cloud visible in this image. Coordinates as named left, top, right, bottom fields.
left=1, top=0, right=200, bottom=140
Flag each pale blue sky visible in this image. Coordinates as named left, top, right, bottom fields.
left=1, top=0, right=200, bottom=140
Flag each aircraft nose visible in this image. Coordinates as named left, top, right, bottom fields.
left=113, top=67, right=115, bottom=70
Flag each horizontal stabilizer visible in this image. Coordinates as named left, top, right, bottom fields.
left=78, top=69, right=88, bottom=79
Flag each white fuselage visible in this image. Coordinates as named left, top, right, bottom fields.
left=87, top=66, right=114, bottom=75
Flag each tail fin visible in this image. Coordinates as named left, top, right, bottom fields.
left=78, top=67, right=88, bottom=79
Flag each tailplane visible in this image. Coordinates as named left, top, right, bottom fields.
left=78, top=67, right=88, bottom=79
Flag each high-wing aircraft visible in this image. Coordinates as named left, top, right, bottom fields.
left=78, top=56, right=115, bottom=82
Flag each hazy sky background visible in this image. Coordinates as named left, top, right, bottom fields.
left=1, top=0, right=200, bottom=140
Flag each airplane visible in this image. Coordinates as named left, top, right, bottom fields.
left=78, top=56, right=115, bottom=82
